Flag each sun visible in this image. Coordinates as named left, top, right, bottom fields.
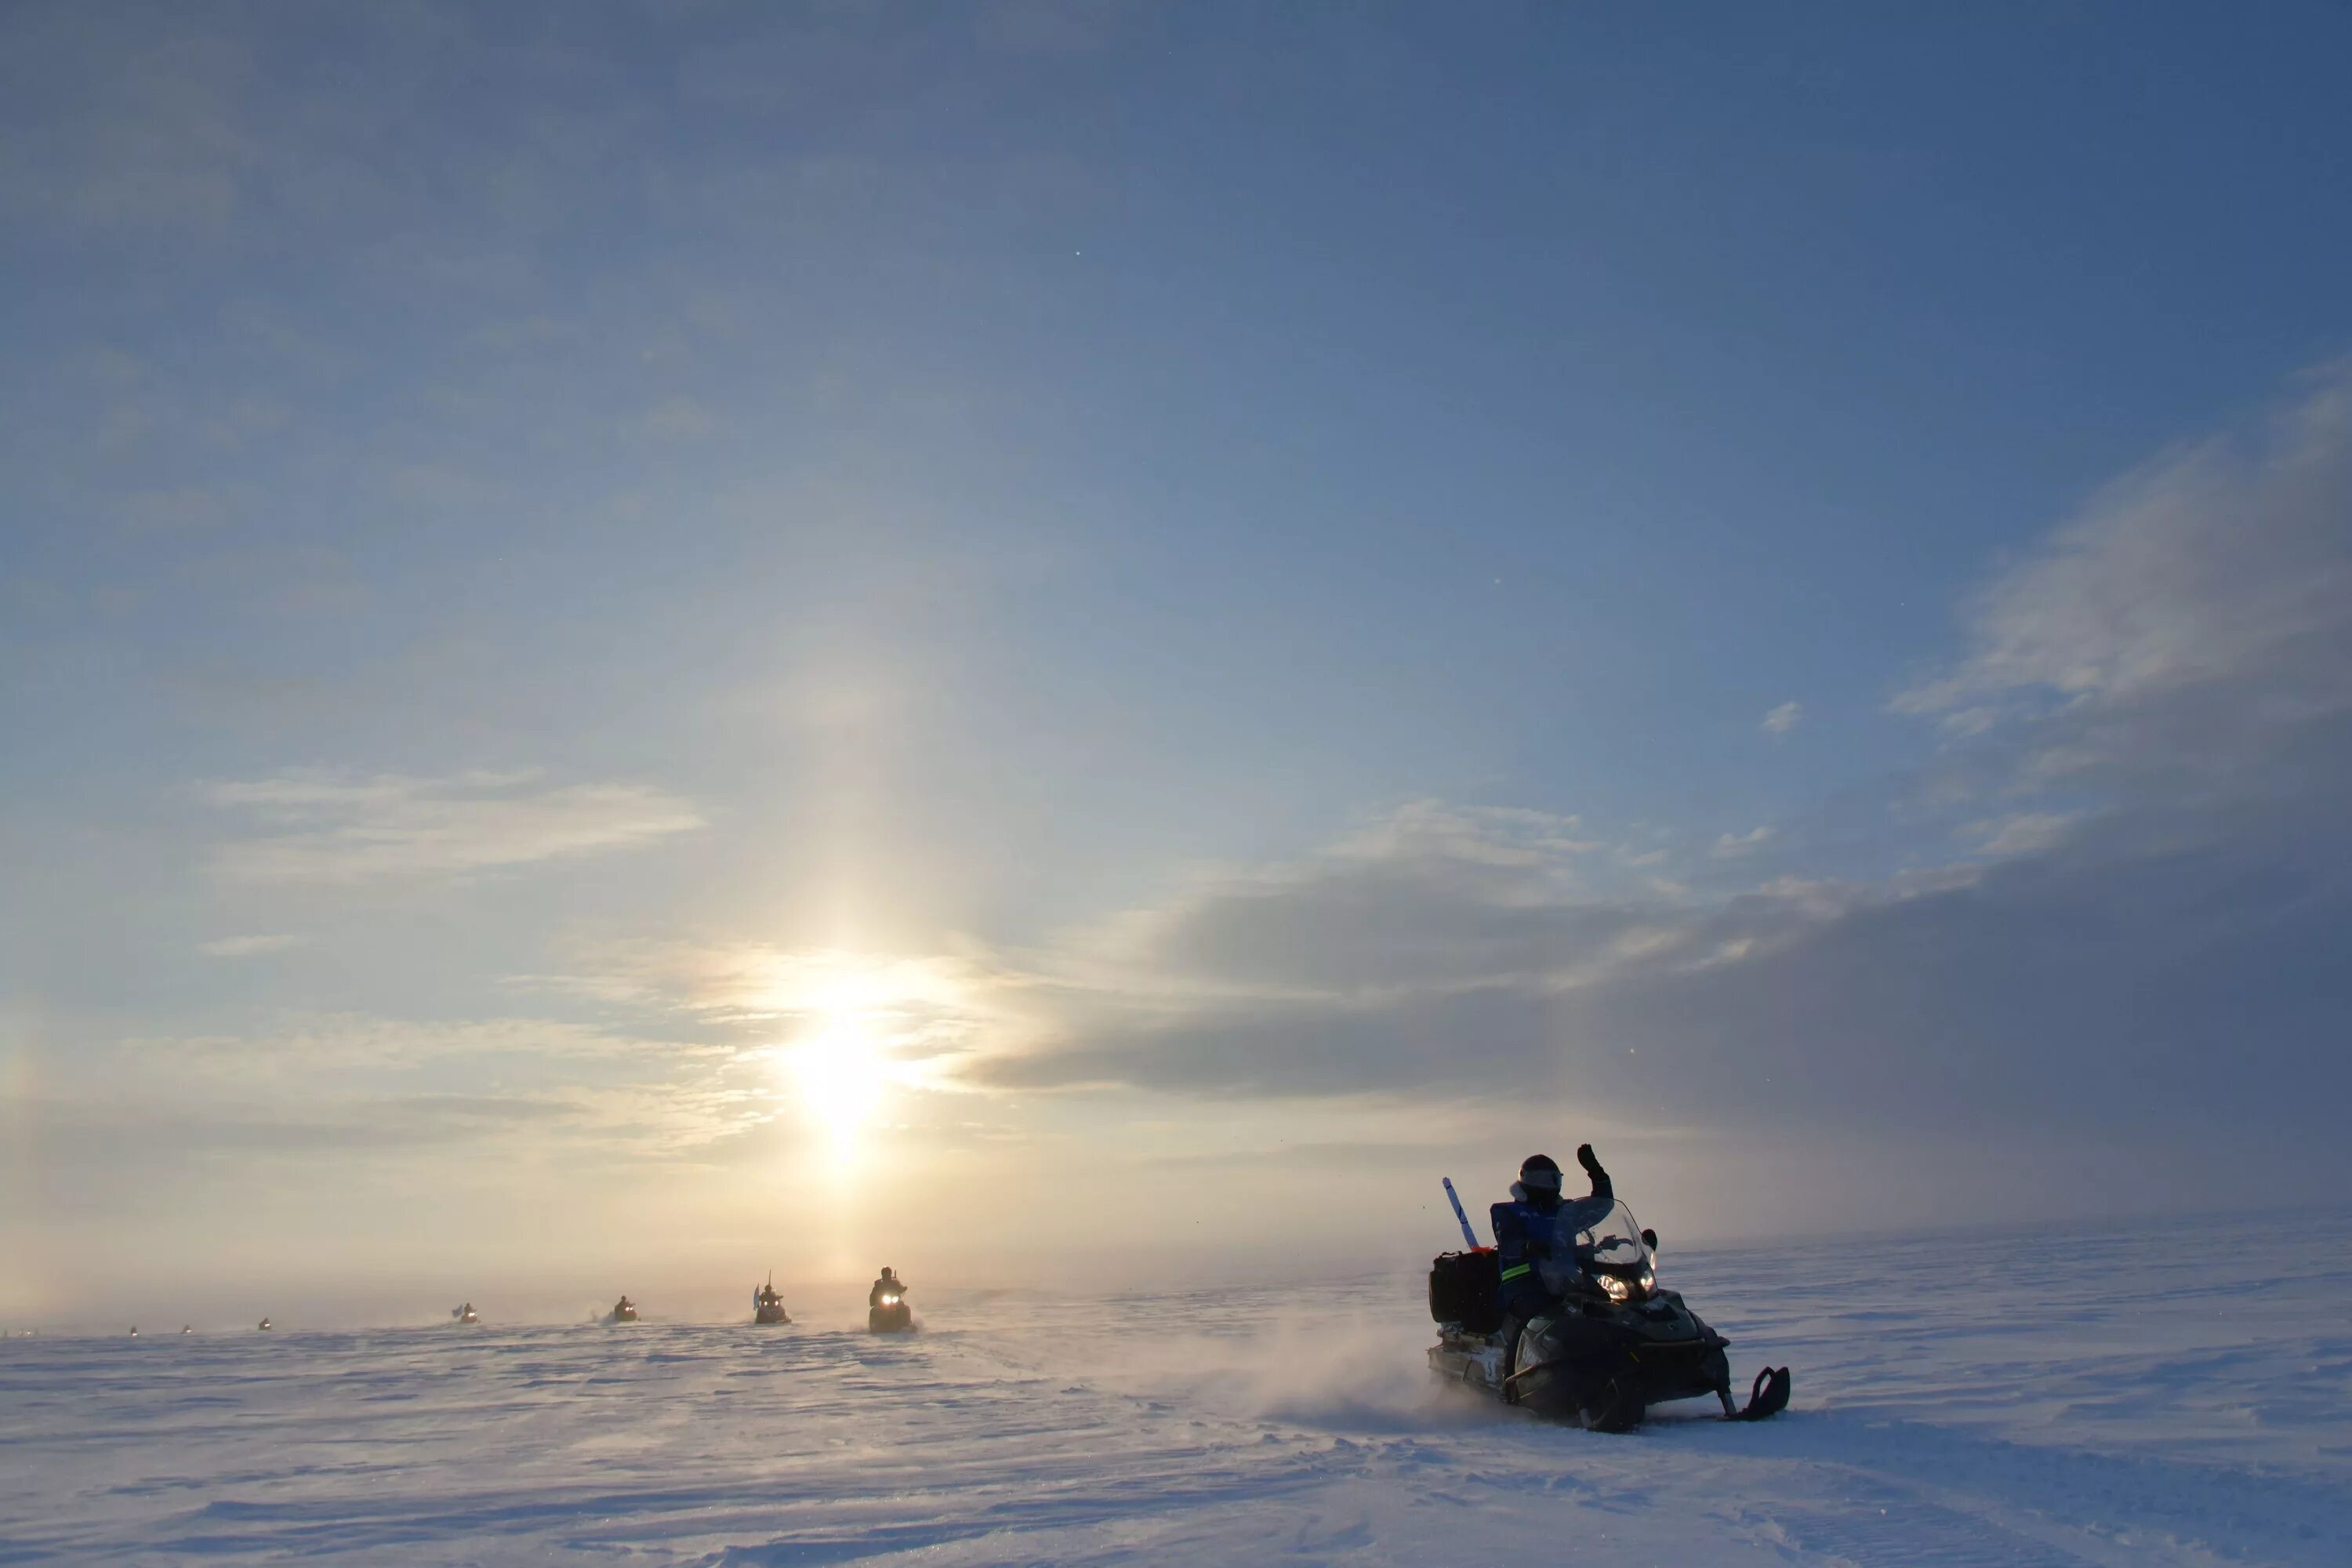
left=790, top=1018, right=891, bottom=1145
left=753, top=949, right=975, bottom=1174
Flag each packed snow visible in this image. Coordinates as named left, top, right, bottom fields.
left=5, top=1209, right=2347, bottom=1565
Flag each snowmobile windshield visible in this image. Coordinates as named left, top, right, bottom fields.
left=1566, top=1200, right=1653, bottom=1279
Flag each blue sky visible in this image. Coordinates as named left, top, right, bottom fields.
left=5, top=2, right=2351, bottom=1316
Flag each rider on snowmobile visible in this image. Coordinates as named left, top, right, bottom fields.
left=869, top=1267, right=904, bottom=1308
left=1491, top=1145, right=1613, bottom=1320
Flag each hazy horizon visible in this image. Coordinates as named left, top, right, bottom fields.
left=7, top=2, right=2352, bottom=1321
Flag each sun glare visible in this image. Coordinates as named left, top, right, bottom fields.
left=754, top=949, right=980, bottom=1174
left=791, top=1022, right=890, bottom=1147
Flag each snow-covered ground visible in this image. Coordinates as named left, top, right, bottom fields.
left=5, top=1210, right=2348, bottom=1565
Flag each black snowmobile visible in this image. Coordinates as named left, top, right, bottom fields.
left=1426, top=1187, right=1789, bottom=1432
left=452, top=1302, right=480, bottom=1325
left=868, top=1284, right=913, bottom=1334
left=606, top=1296, right=639, bottom=1324
left=753, top=1276, right=791, bottom=1325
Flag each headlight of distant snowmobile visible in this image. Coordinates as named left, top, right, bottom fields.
left=1596, top=1274, right=1631, bottom=1302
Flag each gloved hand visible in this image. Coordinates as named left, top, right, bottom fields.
left=1576, top=1143, right=1603, bottom=1174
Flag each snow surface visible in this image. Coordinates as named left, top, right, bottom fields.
left=5, top=1210, right=2349, bottom=1565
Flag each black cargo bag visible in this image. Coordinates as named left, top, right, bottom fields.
left=1428, top=1248, right=1503, bottom=1331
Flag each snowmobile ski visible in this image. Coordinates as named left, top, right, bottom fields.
left=1726, top=1364, right=1791, bottom=1421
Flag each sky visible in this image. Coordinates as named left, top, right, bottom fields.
left=5, top=1, right=2351, bottom=1321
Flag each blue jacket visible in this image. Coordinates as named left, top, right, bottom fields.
left=1490, top=1160, right=1614, bottom=1318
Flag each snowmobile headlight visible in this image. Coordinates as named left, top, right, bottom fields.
left=1638, top=1269, right=1656, bottom=1294
left=1596, top=1274, right=1631, bottom=1302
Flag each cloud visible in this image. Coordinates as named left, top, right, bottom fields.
left=202, top=770, right=703, bottom=882
left=967, top=802, right=1853, bottom=1097
left=198, top=933, right=307, bottom=957
left=975, top=797, right=2351, bottom=1176
left=1962, top=812, right=2077, bottom=858
left=1893, top=364, right=2352, bottom=795
left=966, top=371, right=2352, bottom=1192
left=1762, top=700, right=1802, bottom=735
left=122, top=1011, right=710, bottom=1074
left=515, top=941, right=1040, bottom=1102
left=1331, top=800, right=1600, bottom=867
left=1710, top=826, right=1776, bottom=858
left=16, top=1095, right=586, bottom=1168
left=95, top=1012, right=760, bottom=1163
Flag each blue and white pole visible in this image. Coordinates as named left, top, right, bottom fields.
left=1441, top=1177, right=1480, bottom=1249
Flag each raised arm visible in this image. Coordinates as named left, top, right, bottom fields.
left=1576, top=1143, right=1613, bottom=1206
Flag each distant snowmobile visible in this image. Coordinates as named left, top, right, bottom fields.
left=257, top=1318, right=273, bottom=1331
left=181, top=1326, right=192, bottom=1336
left=452, top=1302, right=480, bottom=1325
left=129, top=1327, right=138, bottom=1338
left=1426, top=1180, right=1789, bottom=1432
left=753, top=1275, right=791, bottom=1325
left=605, top=1296, right=639, bottom=1324
left=867, top=1278, right=913, bottom=1334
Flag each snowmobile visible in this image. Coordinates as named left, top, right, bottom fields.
left=605, top=1296, right=639, bottom=1324
left=753, top=1276, right=791, bottom=1325
left=1426, top=1180, right=1790, bottom=1432
left=868, top=1287, right=913, bottom=1334
left=256, top=1318, right=273, bottom=1331
left=452, top=1302, right=480, bottom=1325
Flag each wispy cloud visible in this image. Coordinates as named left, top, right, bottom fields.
left=1962, top=812, right=2077, bottom=858
left=1893, top=363, right=2352, bottom=791
left=1761, top=699, right=1802, bottom=735
left=1331, top=800, right=1600, bottom=868
left=517, top=940, right=1034, bottom=1092
left=203, top=770, right=704, bottom=883
left=976, top=804, right=1863, bottom=1098
left=1711, top=826, right=1776, bottom=858
left=104, top=1012, right=757, bottom=1160
left=123, top=1012, right=703, bottom=1073
left=198, top=933, right=307, bottom=957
